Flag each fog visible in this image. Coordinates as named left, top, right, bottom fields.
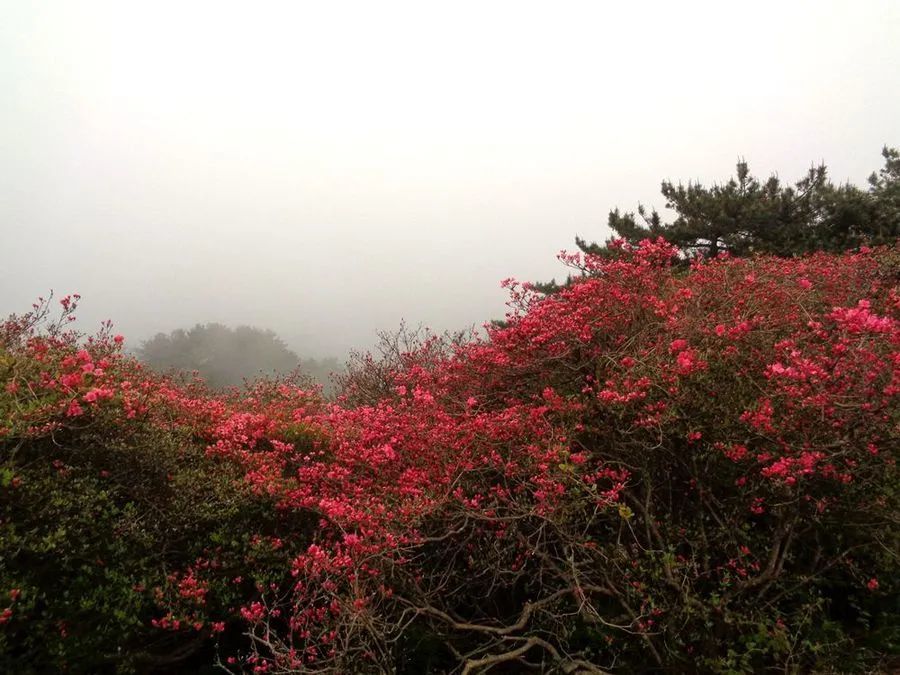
left=2, top=0, right=899, bottom=358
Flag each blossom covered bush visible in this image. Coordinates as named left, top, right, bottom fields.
left=1, top=242, right=898, bottom=673
left=0, top=299, right=319, bottom=673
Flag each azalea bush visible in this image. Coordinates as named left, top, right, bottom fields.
left=1, top=242, right=898, bottom=673
left=0, top=299, right=318, bottom=673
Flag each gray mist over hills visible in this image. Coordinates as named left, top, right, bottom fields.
left=2, top=1, right=899, bottom=361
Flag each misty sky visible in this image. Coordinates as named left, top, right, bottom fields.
left=2, top=1, right=899, bottom=358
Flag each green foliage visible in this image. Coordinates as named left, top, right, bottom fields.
left=579, top=146, right=900, bottom=262
left=0, top=354, right=312, bottom=673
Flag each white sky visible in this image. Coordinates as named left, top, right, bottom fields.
left=1, top=0, right=899, bottom=356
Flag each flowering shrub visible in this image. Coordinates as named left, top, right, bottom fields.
left=1, top=243, right=899, bottom=673
left=0, top=298, right=318, bottom=672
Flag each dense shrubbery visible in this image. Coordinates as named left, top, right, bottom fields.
left=2, top=242, right=898, bottom=673
left=0, top=303, right=319, bottom=672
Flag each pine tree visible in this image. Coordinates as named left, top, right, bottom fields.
left=572, top=146, right=898, bottom=263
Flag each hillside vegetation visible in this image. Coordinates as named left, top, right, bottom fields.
left=1, top=241, right=898, bottom=673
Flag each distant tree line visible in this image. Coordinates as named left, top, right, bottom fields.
left=137, top=323, right=340, bottom=395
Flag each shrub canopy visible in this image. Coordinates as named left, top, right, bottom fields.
left=1, top=242, right=898, bottom=673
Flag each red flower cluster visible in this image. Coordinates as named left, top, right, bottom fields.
left=1, top=242, right=897, bottom=672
